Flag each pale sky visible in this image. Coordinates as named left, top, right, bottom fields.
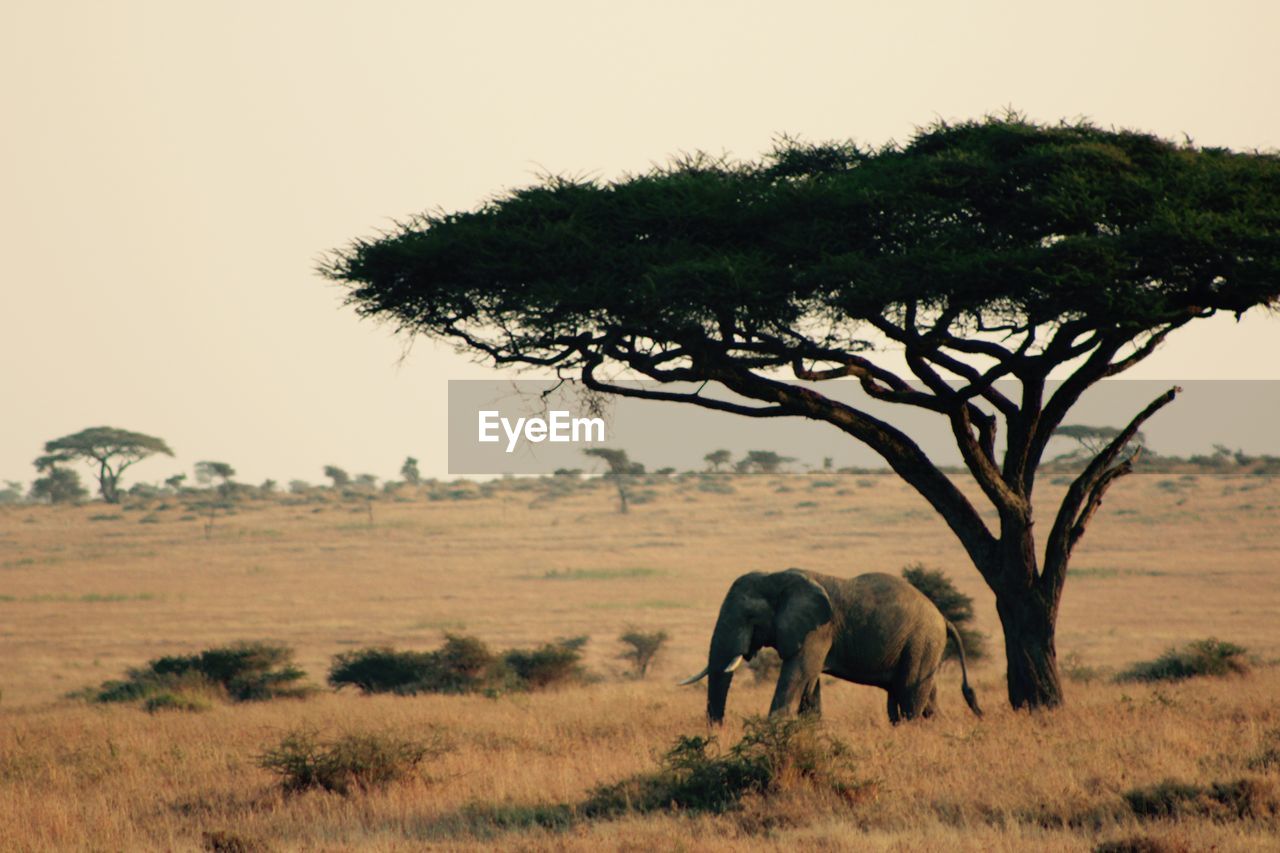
left=2, top=1, right=1278, bottom=488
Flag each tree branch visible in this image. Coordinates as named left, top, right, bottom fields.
left=1041, top=386, right=1180, bottom=594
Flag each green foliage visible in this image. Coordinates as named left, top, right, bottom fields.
left=88, top=641, right=312, bottom=705
left=1119, top=638, right=1250, bottom=683
left=902, top=563, right=988, bottom=661
left=734, top=451, right=795, bottom=474
left=502, top=637, right=588, bottom=690
left=582, top=716, right=871, bottom=817
left=195, top=461, right=236, bottom=485
left=259, top=729, right=442, bottom=795
left=704, top=449, right=731, bottom=471
left=618, top=629, right=668, bottom=678
left=326, top=116, right=1280, bottom=371
left=1123, top=777, right=1279, bottom=821
left=322, top=465, right=350, bottom=488
left=583, top=447, right=645, bottom=513
left=400, top=456, right=421, bottom=485
left=328, top=634, right=587, bottom=695
left=29, top=466, right=87, bottom=504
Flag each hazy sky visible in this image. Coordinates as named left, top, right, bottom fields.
left=3, top=1, right=1278, bottom=488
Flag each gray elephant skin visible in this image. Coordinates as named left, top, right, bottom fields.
left=681, top=569, right=983, bottom=724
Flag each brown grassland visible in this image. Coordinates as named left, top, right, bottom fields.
left=1, top=471, right=1279, bottom=851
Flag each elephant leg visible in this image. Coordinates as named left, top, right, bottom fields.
left=798, top=677, right=822, bottom=717
left=886, top=690, right=901, bottom=725
left=922, top=684, right=939, bottom=719
left=769, top=633, right=831, bottom=717
left=769, top=656, right=810, bottom=716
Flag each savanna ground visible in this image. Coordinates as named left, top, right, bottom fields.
left=2, top=470, right=1279, bottom=850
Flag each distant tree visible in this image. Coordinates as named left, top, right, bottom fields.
left=734, top=450, right=795, bottom=474
left=400, top=456, right=421, bottom=486
left=289, top=480, right=312, bottom=494
left=0, top=480, right=24, bottom=504
left=1054, top=425, right=1145, bottom=460
left=30, top=466, right=87, bottom=504
left=704, top=449, right=732, bottom=472
left=37, top=427, right=172, bottom=503
left=822, top=456, right=834, bottom=471
left=195, top=461, right=236, bottom=486
left=618, top=629, right=669, bottom=678
left=584, top=448, right=645, bottom=513
left=164, top=473, right=187, bottom=492
left=355, top=473, right=379, bottom=488
left=322, top=466, right=350, bottom=489
left=260, top=479, right=278, bottom=493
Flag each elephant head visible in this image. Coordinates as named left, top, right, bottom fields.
left=680, top=569, right=833, bottom=724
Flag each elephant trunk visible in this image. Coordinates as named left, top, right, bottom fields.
left=706, top=623, right=751, bottom=724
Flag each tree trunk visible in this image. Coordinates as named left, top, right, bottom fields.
left=994, top=587, right=1063, bottom=710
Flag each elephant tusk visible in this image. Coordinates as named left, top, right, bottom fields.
left=678, top=667, right=709, bottom=686
left=723, top=655, right=745, bottom=673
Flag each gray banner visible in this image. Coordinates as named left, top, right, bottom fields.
left=448, top=379, right=1280, bottom=475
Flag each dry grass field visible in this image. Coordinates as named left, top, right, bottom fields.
left=2, top=472, right=1279, bottom=850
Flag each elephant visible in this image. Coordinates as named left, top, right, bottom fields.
left=679, top=569, right=982, bottom=724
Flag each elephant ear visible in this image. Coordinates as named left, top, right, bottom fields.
left=772, top=570, right=834, bottom=659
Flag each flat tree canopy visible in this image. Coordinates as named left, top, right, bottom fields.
left=38, top=427, right=173, bottom=504
left=326, top=115, right=1280, bottom=708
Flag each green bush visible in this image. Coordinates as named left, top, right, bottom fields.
left=329, top=634, right=587, bottom=695
left=327, top=647, right=440, bottom=694
left=582, top=716, right=872, bottom=817
left=1119, top=638, right=1250, bottom=683
left=258, top=729, right=443, bottom=795
left=502, top=637, right=588, bottom=690
left=1123, top=777, right=1279, bottom=821
left=902, top=563, right=988, bottom=661
left=88, top=641, right=312, bottom=705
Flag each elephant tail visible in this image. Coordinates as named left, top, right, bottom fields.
left=946, top=620, right=983, bottom=718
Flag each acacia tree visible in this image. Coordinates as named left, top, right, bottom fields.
left=38, top=427, right=173, bottom=504
left=325, top=116, right=1280, bottom=709
left=583, top=447, right=645, bottom=513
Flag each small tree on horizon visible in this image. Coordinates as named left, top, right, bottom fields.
left=704, top=449, right=732, bottom=472
left=37, top=427, right=173, bottom=504
left=400, top=456, right=421, bottom=485
left=322, top=465, right=350, bottom=489
left=583, top=447, right=645, bottom=513
left=1053, top=425, right=1146, bottom=461
left=734, top=450, right=795, bottom=474
left=619, top=629, right=669, bottom=678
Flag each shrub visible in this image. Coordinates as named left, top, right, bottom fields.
left=1119, top=638, right=1251, bottom=683
left=618, top=629, right=668, bottom=678
left=901, top=563, right=988, bottom=661
left=259, top=729, right=443, bottom=795
left=1123, top=777, right=1279, bottom=821
left=582, top=716, right=872, bottom=817
left=89, top=641, right=312, bottom=705
left=329, top=634, right=587, bottom=695
left=328, top=647, right=440, bottom=694
left=143, top=691, right=214, bottom=713
left=502, top=637, right=588, bottom=690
